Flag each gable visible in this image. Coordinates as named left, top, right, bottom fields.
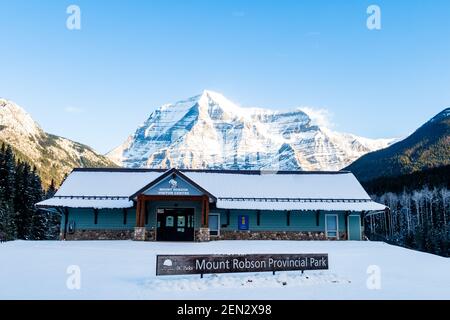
left=142, top=173, right=204, bottom=196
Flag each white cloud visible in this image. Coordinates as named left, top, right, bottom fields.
left=298, top=107, right=334, bottom=128
left=64, top=106, right=84, bottom=114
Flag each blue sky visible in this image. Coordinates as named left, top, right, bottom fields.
left=0, top=0, right=449, bottom=153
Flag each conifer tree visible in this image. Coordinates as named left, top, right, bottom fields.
left=0, top=201, right=16, bottom=241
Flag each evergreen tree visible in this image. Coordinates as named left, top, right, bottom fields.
left=46, top=179, right=57, bottom=199
left=29, top=167, right=47, bottom=240
left=0, top=144, right=61, bottom=241
left=0, top=144, right=16, bottom=203
left=0, top=201, right=16, bottom=241
left=14, top=162, right=33, bottom=239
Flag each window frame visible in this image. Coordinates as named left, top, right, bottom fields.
left=325, top=214, right=339, bottom=239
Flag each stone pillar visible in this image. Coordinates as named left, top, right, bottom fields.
left=196, top=227, right=210, bottom=242
left=134, top=227, right=146, bottom=241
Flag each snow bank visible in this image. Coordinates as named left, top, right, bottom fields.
left=0, top=241, right=448, bottom=300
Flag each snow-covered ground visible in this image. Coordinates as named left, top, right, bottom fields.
left=0, top=240, right=448, bottom=300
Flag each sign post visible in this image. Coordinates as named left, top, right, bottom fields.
left=156, top=254, right=328, bottom=277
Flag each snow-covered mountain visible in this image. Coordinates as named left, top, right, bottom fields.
left=108, top=90, right=393, bottom=171
left=0, top=98, right=116, bottom=186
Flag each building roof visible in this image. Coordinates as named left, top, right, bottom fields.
left=36, top=168, right=386, bottom=211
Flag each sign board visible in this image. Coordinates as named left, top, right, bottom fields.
left=156, top=254, right=328, bottom=276
left=144, top=175, right=203, bottom=196
left=238, top=215, right=249, bottom=230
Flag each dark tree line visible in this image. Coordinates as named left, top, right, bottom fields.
left=363, top=166, right=449, bottom=257
left=0, top=143, right=60, bottom=241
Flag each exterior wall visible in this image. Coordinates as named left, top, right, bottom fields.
left=210, top=209, right=360, bottom=240
left=62, top=200, right=204, bottom=240
left=213, top=210, right=350, bottom=232
left=60, top=204, right=363, bottom=241
left=63, top=208, right=136, bottom=231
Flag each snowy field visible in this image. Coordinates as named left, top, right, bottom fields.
left=0, top=240, right=448, bottom=300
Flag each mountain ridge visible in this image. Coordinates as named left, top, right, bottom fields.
left=108, top=90, right=394, bottom=171
left=0, top=98, right=117, bottom=187
left=346, top=107, right=450, bottom=181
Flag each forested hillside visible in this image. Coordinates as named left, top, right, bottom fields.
left=364, top=166, right=449, bottom=257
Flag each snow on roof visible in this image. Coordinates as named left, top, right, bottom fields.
left=183, top=171, right=372, bottom=200
left=216, top=199, right=386, bottom=212
left=55, top=170, right=163, bottom=197
left=38, top=168, right=383, bottom=211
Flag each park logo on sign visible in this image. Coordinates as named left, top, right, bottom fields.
left=169, top=179, right=177, bottom=189
left=156, top=254, right=329, bottom=276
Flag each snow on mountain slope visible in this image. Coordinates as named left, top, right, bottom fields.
left=108, top=90, right=393, bottom=171
left=0, top=98, right=116, bottom=186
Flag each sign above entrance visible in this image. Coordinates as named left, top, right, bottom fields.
left=156, top=254, right=329, bottom=276
left=144, top=175, right=203, bottom=196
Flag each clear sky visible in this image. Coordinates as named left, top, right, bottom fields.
left=0, top=0, right=449, bottom=154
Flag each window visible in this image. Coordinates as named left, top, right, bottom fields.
left=177, top=216, right=186, bottom=227
left=326, top=214, right=338, bottom=239
left=166, top=216, right=174, bottom=227
left=209, top=214, right=220, bottom=236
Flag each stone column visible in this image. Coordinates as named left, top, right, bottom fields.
left=196, top=227, right=210, bottom=242
left=134, top=227, right=146, bottom=241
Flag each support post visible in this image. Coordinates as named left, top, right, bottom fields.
left=134, top=196, right=146, bottom=241
left=94, top=208, right=99, bottom=225
left=205, top=196, right=209, bottom=228
left=136, top=198, right=141, bottom=227
left=197, top=196, right=210, bottom=242
left=344, top=211, right=349, bottom=240
left=63, top=208, right=69, bottom=240
left=384, top=207, right=391, bottom=238
left=123, top=208, right=128, bottom=225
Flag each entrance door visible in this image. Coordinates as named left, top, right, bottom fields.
left=156, top=208, right=195, bottom=241
left=347, top=215, right=362, bottom=240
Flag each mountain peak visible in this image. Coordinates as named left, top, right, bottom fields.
left=429, top=107, right=450, bottom=123
left=108, top=91, right=392, bottom=170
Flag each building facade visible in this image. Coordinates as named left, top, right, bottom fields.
left=37, top=168, right=387, bottom=242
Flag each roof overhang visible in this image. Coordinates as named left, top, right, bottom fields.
left=36, top=197, right=134, bottom=209
left=216, top=198, right=387, bottom=212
